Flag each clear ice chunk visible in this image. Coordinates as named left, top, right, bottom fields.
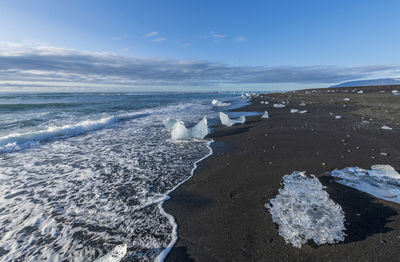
left=171, top=122, right=190, bottom=140
left=219, top=112, right=246, bottom=127
left=261, top=111, right=269, bottom=118
left=266, top=171, right=346, bottom=248
left=331, top=165, right=400, bottom=204
left=290, top=109, right=299, bottom=113
left=169, top=117, right=209, bottom=140
left=163, top=118, right=184, bottom=129
left=190, top=116, right=209, bottom=139
left=211, top=99, right=231, bottom=107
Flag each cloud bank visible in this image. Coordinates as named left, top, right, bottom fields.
left=0, top=43, right=399, bottom=90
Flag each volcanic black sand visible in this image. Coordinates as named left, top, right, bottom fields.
left=164, top=85, right=400, bottom=262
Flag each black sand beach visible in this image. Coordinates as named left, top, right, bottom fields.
left=165, top=85, right=400, bottom=261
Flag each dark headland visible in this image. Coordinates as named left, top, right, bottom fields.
left=165, top=85, right=400, bottom=262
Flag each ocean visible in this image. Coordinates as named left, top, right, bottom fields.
left=0, top=92, right=247, bottom=262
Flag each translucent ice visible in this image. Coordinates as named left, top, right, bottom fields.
left=219, top=112, right=246, bottom=127
left=94, top=244, right=127, bottom=262
left=299, top=110, right=307, bottom=114
left=290, top=109, right=299, bottom=113
left=344, top=98, right=350, bottom=101
left=190, top=116, right=209, bottom=139
left=273, top=103, right=286, bottom=108
left=163, top=118, right=184, bottom=129
left=331, top=165, right=400, bottom=204
left=170, top=117, right=209, bottom=140
left=261, top=111, right=269, bottom=119
left=335, top=115, right=342, bottom=119
left=266, top=171, right=346, bottom=248
left=211, top=99, right=231, bottom=107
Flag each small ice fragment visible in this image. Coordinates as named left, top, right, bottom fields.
left=190, top=116, right=209, bottom=139
left=219, top=112, right=246, bottom=127
left=260, top=101, right=265, bottom=104
left=357, top=90, right=364, bottom=94
left=392, top=90, right=399, bottom=95
left=362, top=120, right=370, bottom=124
left=380, top=90, right=385, bottom=93
left=266, top=171, right=346, bottom=248
left=261, top=111, right=269, bottom=119
left=212, top=99, right=231, bottom=107
left=264, top=101, right=269, bottom=104
left=335, top=115, right=342, bottom=119
left=94, top=244, right=127, bottom=262
left=344, top=98, right=350, bottom=101
left=290, top=109, right=299, bottom=113
left=273, top=103, right=286, bottom=108
left=381, top=125, right=392, bottom=130
left=300, top=102, right=306, bottom=106
left=163, top=118, right=184, bottom=129
left=299, top=110, right=307, bottom=114
left=171, top=122, right=190, bottom=140
left=331, top=165, right=400, bottom=204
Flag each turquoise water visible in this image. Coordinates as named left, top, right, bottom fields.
left=0, top=92, right=243, bottom=261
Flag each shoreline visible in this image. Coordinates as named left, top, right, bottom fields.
left=164, top=85, right=400, bottom=261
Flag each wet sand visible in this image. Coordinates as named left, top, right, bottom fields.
left=165, top=85, right=400, bottom=262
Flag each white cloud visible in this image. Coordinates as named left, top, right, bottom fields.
left=142, top=32, right=159, bottom=38
left=153, top=38, right=166, bottom=43
left=234, top=35, right=247, bottom=42
left=211, top=33, right=227, bottom=39
left=113, top=34, right=129, bottom=40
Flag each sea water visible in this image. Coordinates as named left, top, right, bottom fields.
left=0, top=92, right=241, bottom=261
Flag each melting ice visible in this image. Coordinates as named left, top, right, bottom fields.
left=169, top=116, right=209, bottom=140
left=211, top=99, right=231, bottom=107
left=331, top=165, right=400, bottom=204
left=219, top=112, right=246, bottom=127
left=267, top=171, right=346, bottom=248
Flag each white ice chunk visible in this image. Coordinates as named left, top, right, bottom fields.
left=299, top=110, right=307, bottom=114
left=392, top=90, right=399, bottom=95
left=190, top=116, right=209, bottom=139
left=300, top=102, right=306, bottom=106
left=94, top=244, right=127, bottom=262
left=357, top=90, right=364, bottom=94
left=331, top=165, right=400, bottom=204
left=335, top=115, right=341, bottom=119
left=260, top=101, right=265, bottom=104
left=170, top=117, right=209, bottom=140
left=211, top=99, right=231, bottom=107
left=219, top=112, right=246, bottom=127
left=343, top=98, right=350, bottom=101
left=381, top=125, right=392, bottom=130
left=171, top=122, right=190, bottom=140
left=290, top=109, right=299, bottom=113
left=273, top=103, right=286, bottom=108
left=266, top=171, right=346, bottom=248
left=163, top=118, right=184, bottom=129
left=261, top=111, right=269, bottom=119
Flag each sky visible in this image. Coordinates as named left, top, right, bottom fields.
left=0, top=0, right=400, bottom=92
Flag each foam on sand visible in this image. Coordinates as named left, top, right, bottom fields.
left=331, top=165, right=400, bottom=204
left=219, top=112, right=246, bottom=127
left=93, top=244, right=127, bottom=262
left=266, top=171, right=346, bottom=248
left=261, top=111, right=269, bottom=119
left=211, top=99, right=231, bottom=107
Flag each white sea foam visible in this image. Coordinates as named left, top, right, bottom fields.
left=331, top=165, right=400, bottom=204
left=211, top=99, right=231, bottom=107
left=266, top=171, right=346, bottom=248
left=219, top=112, right=246, bottom=127
left=93, top=244, right=127, bottom=262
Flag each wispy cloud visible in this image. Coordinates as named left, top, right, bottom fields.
left=142, top=32, right=159, bottom=38
left=180, top=43, right=191, bottom=47
left=211, top=33, right=227, bottom=39
left=122, top=47, right=131, bottom=52
left=0, top=43, right=399, bottom=89
left=152, top=37, right=166, bottom=43
left=113, top=34, right=129, bottom=41
left=234, top=35, right=247, bottom=42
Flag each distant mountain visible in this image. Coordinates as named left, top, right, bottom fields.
left=331, top=78, right=400, bottom=88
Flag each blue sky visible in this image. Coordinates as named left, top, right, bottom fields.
left=0, top=0, right=400, bottom=92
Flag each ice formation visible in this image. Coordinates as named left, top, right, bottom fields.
left=261, top=111, right=269, bottom=119
left=331, top=165, right=400, bottom=204
left=211, top=99, right=231, bottom=107
left=381, top=125, right=392, bottom=130
left=335, top=115, right=342, bottom=119
left=290, top=109, right=299, bottom=113
left=343, top=98, right=350, bottom=101
left=392, top=90, right=399, bottom=95
left=219, top=112, right=246, bottom=127
left=357, top=90, right=364, bottom=94
left=299, top=110, right=307, bottom=114
left=273, top=103, right=286, bottom=108
left=163, top=118, right=184, bottom=129
left=170, top=117, right=209, bottom=140
left=266, top=171, right=346, bottom=248
left=94, top=244, right=127, bottom=262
